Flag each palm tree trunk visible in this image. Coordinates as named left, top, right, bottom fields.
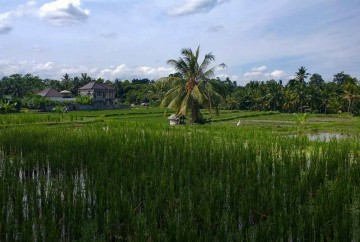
left=348, top=98, right=352, bottom=113
left=191, top=100, right=196, bottom=123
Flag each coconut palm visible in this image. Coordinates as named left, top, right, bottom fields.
left=160, top=46, right=226, bottom=123
left=342, top=77, right=359, bottom=113
left=295, top=66, right=310, bottom=84
left=282, top=88, right=298, bottom=112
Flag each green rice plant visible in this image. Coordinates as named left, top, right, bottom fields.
left=0, top=120, right=358, bottom=240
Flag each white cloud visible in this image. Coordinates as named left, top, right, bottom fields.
left=270, top=70, right=286, bottom=79
left=169, top=0, right=229, bottom=16
left=0, top=12, right=11, bottom=23
left=98, top=64, right=174, bottom=80
left=0, top=12, right=13, bottom=34
left=60, top=65, right=97, bottom=75
left=39, top=0, right=90, bottom=26
left=0, top=2, right=37, bottom=34
left=252, top=66, right=267, bottom=72
left=243, top=66, right=287, bottom=81
left=12, top=1, right=37, bottom=17
left=0, top=60, right=55, bottom=77
left=243, top=72, right=261, bottom=77
left=243, top=65, right=267, bottom=77
left=0, top=60, right=174, bottom=80
left=33, top=62, right=54, bottom=71
left=216, top=74, right=239, bottom=81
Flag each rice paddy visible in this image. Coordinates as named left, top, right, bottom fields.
left=0, top=109, right=359, bottom=241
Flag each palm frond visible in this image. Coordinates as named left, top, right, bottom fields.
left=161, top=46, right=226, bottom=123
left=156, top=77, right=169, bottom=82
left=178, top=93, right=191, bottom=116
left=198, top=52, right=215, bottom=74
left=191, top=85, right=206, bottom=104
left=169, top=92, right=187, bottom=109
left=160, top=85, right=184, bottom=107
left=167, top=58, right=188, bottom=75
left=202, top=63, right=226, bottom=79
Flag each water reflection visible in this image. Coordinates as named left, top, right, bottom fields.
left=287, top=132, right=356, bottom=142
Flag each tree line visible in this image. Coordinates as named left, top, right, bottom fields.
left=224, top=69, right=359, bottom=115
left=0, top=68, right=359, bottom=115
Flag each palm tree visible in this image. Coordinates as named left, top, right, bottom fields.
left=61, top=73, right=73, bottom=91
left=160, top=46, right=226, bottom=123
left=293, top=67, right=310, bottom=112
left=264, top=80, right=283, bottom=111
left=295, top=66, right=310, bottom=84
left=282, top=88, right=298, bottom=112
left=342, top=77, right=359, bottom=113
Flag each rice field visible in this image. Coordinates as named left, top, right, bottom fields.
left=0, top=109, right=359, bottom=241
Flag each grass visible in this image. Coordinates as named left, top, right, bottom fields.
left=0, top=108, right=359, bottom=240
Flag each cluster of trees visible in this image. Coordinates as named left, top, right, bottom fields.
left=224, top=69, right=360, bottom=115
left=156, top=47, right=360, bottom=123
left=0, top=73, right=157, bottom=105
left=0, top=67, right=359, bottom=116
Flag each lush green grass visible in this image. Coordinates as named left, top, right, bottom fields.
left=3, top=108, right=360, bottom=133
left=0, top=109, right=359, bottom=240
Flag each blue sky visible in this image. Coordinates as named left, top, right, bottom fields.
left=0, top=0, right=359, bottom=85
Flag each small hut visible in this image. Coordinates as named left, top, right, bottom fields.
left=168, top=114, right=185, bottom=125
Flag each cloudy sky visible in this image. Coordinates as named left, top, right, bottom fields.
left=0, top=0, right=359, bottom=85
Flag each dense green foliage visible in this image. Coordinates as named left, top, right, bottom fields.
left=0, top=68, right=359, bottom=115
left=0, top=110, right=359, bottom=240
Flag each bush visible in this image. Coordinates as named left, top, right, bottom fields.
left=0, top=100, right=17, bottom=114
left=75, top=96, right=94, bottom=105
left=52, top=105, right=68, bottom=114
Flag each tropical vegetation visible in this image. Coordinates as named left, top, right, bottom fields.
left=1, top=47, right=359, bottom=240
left=159, top=46, right=226, bottom=123
left=1, top=68, right=359, bottom=116
left=0, top=110, right=359, bottom=240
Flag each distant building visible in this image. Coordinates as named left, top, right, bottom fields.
left=38, top=88, right=66, bottom=101
left=79, top=82, right=116, bottom=106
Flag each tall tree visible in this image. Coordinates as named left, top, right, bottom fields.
left=282, top=88, right=298, bottom=112
left=80, top=73, right=92, bottom=83
left=264, top=80, right=283, bottom=111
left=295, top=66, right=310, bottom=84
left=293, top=67, right=310, bottom=112
left=307, top=73, right=325, bottom=112
left=160, top=46, right=226, bottom=123
left=0, top=74, right=44, bottom=98
left=333, top=71, right=351, bottom=86
left=60, top=73, right=73, bottom=91
left=342, top=76, right=359, bottom=113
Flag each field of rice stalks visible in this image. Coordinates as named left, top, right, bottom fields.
left=0, top=110, right=359, bottom=240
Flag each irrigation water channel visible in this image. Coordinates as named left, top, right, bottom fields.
left=287, top=132, right=356, bottom=142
